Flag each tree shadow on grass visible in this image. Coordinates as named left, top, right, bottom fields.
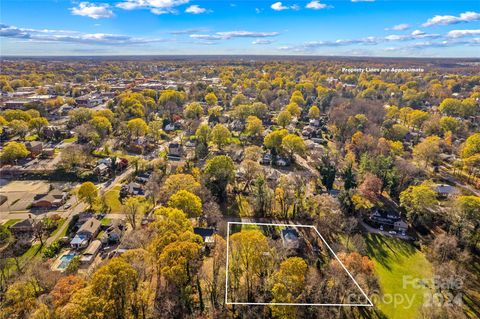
left=357, top=307, right=389, bottom=319
left=364, top=234, right=417, bottom=271
left=463, top=292, right=480, bottom=319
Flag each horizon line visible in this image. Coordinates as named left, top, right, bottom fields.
left=1, top=54, right=479, bottom=60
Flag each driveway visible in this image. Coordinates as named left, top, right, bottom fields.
left=360, top=220, right=414, bottom=241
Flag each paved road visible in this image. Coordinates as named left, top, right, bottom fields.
left=438, top=167, right=480, bottom=196
left=43, top=167, right=133, bottom=246
left=45, top=201, right=87, bottom=245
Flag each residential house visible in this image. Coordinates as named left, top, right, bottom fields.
left=9, top=218, right=36, bottom=241
left=281, top=228, right=300, bottom=250
left=120, top=182, right=144, bottom=198
left=164, top=123, right=175, bottom=132
left=274, top=156, right=291, bottom=167
left=94, top=163, right=109, bottom=176
left=3, top=100, right=29, bottom=109
left=185, top=139, right=196, bottom=148
left=260, top=153, right=272, bottom=165
left=433, top=184, right=458, bottom=199
left=80, top=240, right=102, bottom=264
left=76, top=212, right=94, bottom=226
left=31, top=188, right=67, bottom=209
left=168, top=142, right=183, bottom=160
left=104, top=220, right=125, bottom=244
left=194, top=227, right=215, bottom=247
left=59, top=104, right=75, bottom=115
left=71, top=217, right=101, bottom=249
left=41, top=126, right=72, bottom=141
left=75, top=94, right=103, bottom=108
left=135, top=171, right=151, bottom=184
left=368, top=209, right=408, bottom=232
left=41, top=148, right=55, bottom=158
left=25, top=141, right=43, bottom=157
left=228, top=119, right=244, bottom=132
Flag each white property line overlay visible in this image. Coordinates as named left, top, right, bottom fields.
left=225, top=221, right=374, bottom=307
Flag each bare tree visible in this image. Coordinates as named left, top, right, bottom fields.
left=123, top=196, right=144, bottom=230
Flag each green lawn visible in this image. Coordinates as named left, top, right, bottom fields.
left=25, top=134, right=38, bottom=141
left=230, top=137, right=241, bottom=145
left=22, top=243, right=43, bottom=260
left=3, top=219, right=21, bottom=228
left=63, top=136, right=77, bottom=143
left=365, top=234, right=433, bottom=319
left=5, top=243, right=43, bottom=277
left=104, top=185, right=123, bottom=213
left=58, top=221, right=70, bottom=238
left=101, top=217, right=111, bottom=226
left=96, top=230, right=106, bottom=240
left=50, top=219, right=66, bottom=237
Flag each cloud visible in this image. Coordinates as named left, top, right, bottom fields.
left=71, top=2, right=114, bottom=19
left=422, top=11, right=480, bottom=27
left=190, top=30, right=280, bottom=41
left=271, top=2, right=287, bottom=11
left=252, top=39, right=273, bottom=45
left=447, top=29, right=480, bottom=38
left=280, top=36, right=380, bottom=52
left=271, top=2, right=297, bottom=11
left=169, top=28, right=208, bottom=35
left=0, top=24, right=161, bottom=45
left=385, top=38, right=480, bottom=52
left=217, top=31, right=279, bottom=38
left=306, top=1, right=327, bottom=10
left=116, top=0, right=189, bottom=14
left=385, top=23, right=410, bottom=31
left=384, top=30, right=440, bottom=41
left=185, top=4, right=208, bottom=14
left=190, top=34, right=223, bottom=40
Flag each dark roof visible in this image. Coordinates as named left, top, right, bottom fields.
left=78, top=217, right=101, bottom=235
left=9, top=218, right=35, bottom=230
left=434, top=184, right=457, bottom=195
left=370, top=209, right=402, bottom=225
left=281, top=228, right=299, bottom=238
left=34, top=189, right=65, bottom=203
left=194, top=227, right=214, bottom=238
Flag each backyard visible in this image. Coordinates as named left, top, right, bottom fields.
left=365, top=234, right=433, bottom=319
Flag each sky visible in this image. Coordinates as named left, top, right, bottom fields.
left=1, top=0, right=479, bottom=57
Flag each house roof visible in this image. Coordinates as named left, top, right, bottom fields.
left=123, top=182, right=143, bottom=193
left=434, top=184, right=457, bottom=195
left=78, top=217, right=101, bottom=235
left=194, top=227, right=214, bottom=238
left=26, top=141, right=43, bottom=148
left=33, top=189, right=65, bottom=205
left=71, top=234, right=88, bottom=245
left=281, top=228, right=299, bottom=242
left=10, top=218, right=35, bottom=230
left=83, top=240, right=102, bottom=255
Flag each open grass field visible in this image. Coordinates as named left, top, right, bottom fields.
left=5, top=243, right=43, bottom=277
left=2, top=219, right=21, bottom=228
left=104, top=185, right=123, bottom=213
left=49, top=219, right=66, bottom=237
left=365, top=234, right=433, bottom=319
left=463, top=254, right=480, bottom=318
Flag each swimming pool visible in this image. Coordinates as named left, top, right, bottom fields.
left=58, top=253, right=76, bottom=270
